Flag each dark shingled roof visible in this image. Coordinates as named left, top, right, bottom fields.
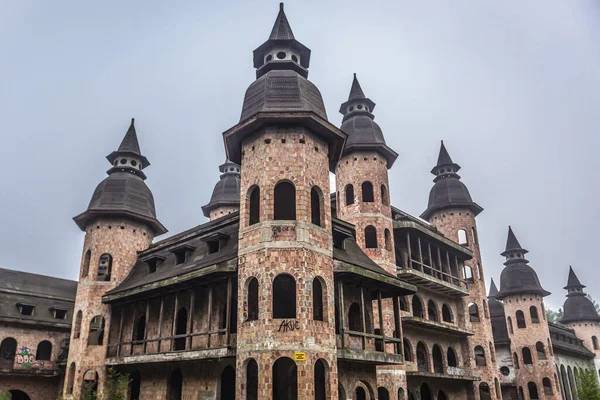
left=338, top=74, right=398, bottom=167
left=0, top=268, right=76, bottom=327
left=549, top=323, right=595, bottom=358
left=202, top=161, right=241, bottom=218
left=269, top=3, right=294, bottom=40
left=106, top=118, right=149, bottom=169
left=494, top=227, right=550, bottom=299
left=421, top=141, right=483, bottom=220
left=560, top=266, right=600, bottom=324
left=488, top=279, right=509, bottom=343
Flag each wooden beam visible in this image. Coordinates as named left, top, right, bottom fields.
left=406, top=231, right=412, bottom=266
left=360, top=285, right=367, bottom=350
left=143, top=300, right=150, bottom=354
left=207, top=286, right=213, bottom=348
left=157, top=296, right=164, bottom=352
left=117, top=306, right=124, bottom=357
left=187, top=289, right=195, bottom=350
left=377, top=290, right=385, bottom=352
left=338, top=280, right=346, bottom=349
left=225, top=276, right=232, bottom=346
left=393, top=296, right=402, bottom=356
left=171, top=294, right=178, bottom=351
left=130, top=306, right=137, bottom=356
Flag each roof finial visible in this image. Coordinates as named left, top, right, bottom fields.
left=280, top=2, right=284, bottom=11
left=131, top=117, right=135, bottom=125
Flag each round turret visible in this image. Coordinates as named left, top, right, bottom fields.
left=560, top=266, right=600, bottom=323
left=202, top=160, right=241, bottom=220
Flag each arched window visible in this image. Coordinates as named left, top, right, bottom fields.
left=536, top=342, right=546, bottom=360
left=274, top=181, right=296, bottom=220
left=472, top=227, right=478, bottom=244
left=483, top=301, right=489, bottom=319
left=464, top=265, right=474, bottom=282
left=398, top=388, right=405, bottom=400
left=315, top=359, right=327, bottom=400
left=362, top=181, right=374, bottom=202
left=513, top=352, right=520, bottom=369
left=74, top=310, right=82, bottom=339
left=412, top=296, right=424, bottom=318
left=416, top=342, right=429, bottom=372
left=311, top=187, right=323, bottom=227
left=246, top=359, right=258, bottom=400
left=593, top=336, right=599, bottom=350
left=66, top=362, right=76, bottom=394
left=447, top=347, right=457, bottom=367
left=88, top=316, right=105, bottom=346
left=475, top=346, right=486, bottom=366
left=522, top=347, right=533, bottom=364
left=134, top=315, right=146, bottom=341
left=530, top=306, right=539, bottom=323
left=356, top=387, right=366, bottom=400
left=528, top=382, right=539, bottom=400
left=458, top=229, right=468, bottom=245
left=542, top=377, right=553, bottom=396
left=82, top=250, right=91, bottom=278
left=168, top=369, right=183, bottom=400
left=220, top=365, right=235, bottom=400
left=83, top=370, right=99, bottom=400
left=273, top=274, right=296, bottom=319
left=469, top=303, right=480, bottom=322
left=97, top=253, right=112, bottom=281
left=36, top=340, right=52, bottom=361
left=427, top=300, right=438, bottom=322
left=364, top=226, right=377, bottom=248
left=0, top=337, right=17, bottom=368
left=403, top=339, right=413, bottom=362
left=381, top=185, right=388, bottom=206
left=479, top=383, right=491, bottom=400
left=442, top=304, right=453, bottom=323
left=348, top=303, right=362, bottom=331
left=516, top=310, right=526, bottom=328
left=438, top=392, right=447, bottom=400
left=247, top=278, right=259, bottom=321
left=130, top=370, right=141, bottom=400
left=248, top=186, right=260, bottom=225
left=377, top=387, right=390, bottom=400
left=420, top=383, right=432, bottom=400
left=273, top=357, right=297, bottom=400
left=518, top=387, right=524, bottom=400
left=507, top=317, right=513, bottom=334
left=495, top=379, right=500, bottom=400
left=489, top=342, right=495, bottom=362
left=345, top=184, right=354, bottom=206
left=384, top=229, right=392, bottom=251
left=432, top=344, right=444, bottom=373
left=174, top=307, right=187, bottom=351
left=400, top=297, right=409, bottom=312
left=313, top=278, right=324, bottom=321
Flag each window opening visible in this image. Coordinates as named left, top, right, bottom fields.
left=273, top=274, right=296, bottom=318
left=274, top=181, right=296, bottom=220
left=361, top=181, right=374, bottom=202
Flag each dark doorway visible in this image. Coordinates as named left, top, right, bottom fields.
left=247, top=359, right=258, bottom=400
left=314, top=359, right=327, bottom=400
left=9, top=391, right=31, bottom=400
left=356, top=387, right=366, bottom=400
left=174, top=308, right=187, bottom=351
left=273, top=357, right=298, bottom=400
left=378, top=387, right=390, bottom=400
left=130, top=370, right=141, bottom=400
left=168, top=369, right=183, bottom=400
left=220, top=365, right=236, bottom=400
left=420, top=383, right=432, bottom=400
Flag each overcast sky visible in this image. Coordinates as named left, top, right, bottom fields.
left=1, top=1, right=599, bottom=310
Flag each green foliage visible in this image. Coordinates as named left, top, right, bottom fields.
left=105, top=367, right=130, bottom=400
left=81, top=380, right=96, bottom=400
left=546, top=307, right=564, bottom=324
left=575, top=369, right=600, bottom=400
left=0, top=392, right=12, bottom=400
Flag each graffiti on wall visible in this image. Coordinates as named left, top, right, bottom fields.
left=16, top=346, right=35, bottom=366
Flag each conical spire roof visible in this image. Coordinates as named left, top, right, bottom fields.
left=489, top=278, right=499, bottom=297
left=269, top=3, right=294, bottom=40
left=348, top=73, right=366, bottom=100
left=437, top=141, right=454, bottom=166
left=107, top=118, right=150, bottom=169
left=565, top=266, right=585, bottom=289
left=501, top=226, right=528, bottom=257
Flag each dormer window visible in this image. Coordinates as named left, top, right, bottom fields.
left=201, top=232, right=230, bottom=255
left=52, top=308, right=68, bottom=320
left=170, top=244, right=196, bottom=265
left=17, top=303, right=35, bottom=316
left=143, top=255, right=166, bottom=274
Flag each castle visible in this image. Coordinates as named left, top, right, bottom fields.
left=1, top=4, right=598, bottom=400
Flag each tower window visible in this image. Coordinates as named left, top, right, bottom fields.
left=81, top=250, right=91, bottom=278
left=266, top=54, right=273, bottom=62
left=384, top=229, right=392, bottom=251
left=36, top=340, right=52, bottom=361
left=528, top=382, right=539, bottom=400
left=274, top=181, right=296, bottom=220
left=507, top=317, right=513, bottom=334
left=529, top=306, right=539, bottom=323
left=17, top=303, right=35, bottom=316
left=273, top=274, right=296, bottom=318
left=474, top=346, right=486, bottom=366
left=513, top=352, right=520, bottom=369
left=468, top=303, right=480, bottom=322
left=593, top=336, right=598, bottom=350
left=345, top=184, right=354, bottom=206
left=365, top=225, right=377, bottom=248
left=381, top=184, right=388, bottom=205
left=536, top=341, right=546, bottom=360
left=457, top=229, right=468, bottom=245
left=247, top=277, right=259, bottom=321
left=88, top=315, right=105, bottom=346
left=464, top=265, right=474, bottom=282
left=516, top=310, right=526, bottom=328
left=312, top=278, right=324, bottom=321
left=248, top=186, right=260, bottom=226
left=522, top=347, right=533, bottom=364
left=97, top=253, right=112, bottom=281
left=246, top=359, right=259, bottom=400
left=361, top=181, right=374, bottom=202
left=276, top=51, right=286, bottom=59
left=73, top=310, right=82, bottom=339
left=291, top=55, right=298, bottom=63
left=311, top=187, right=323, bottom=227
left=542, top=378, right=553, bottom=396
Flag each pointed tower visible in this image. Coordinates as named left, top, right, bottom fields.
left=65, top=119, right=166, bottom=398
left=223, top=4, right=346, bottom=398
left=201, top=160, right=241, bottom=220
left=494, top=227, right=560, bottom=399
left=559, top=267, right=600, bottom=364
left=420, top=142, right=498, bottom=400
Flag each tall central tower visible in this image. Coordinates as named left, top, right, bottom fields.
left=223, top=4, right=346, bottom=399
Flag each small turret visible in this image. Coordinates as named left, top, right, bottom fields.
left=494, top=227, right=550, bottom=300
left=560, top=266, right=600, bottom=324
left=202, top=160, right=241, bottom=220
left=421, top=141, right=483, bottom=220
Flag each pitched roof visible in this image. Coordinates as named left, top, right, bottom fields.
left=269, top=3, right=295, bottom=40
left=565, top=266, right=584, bottom=289
left=489, top=278, right=499, bottom=297
left=503, top=226, right=526, bottom=255
left=436, top=141, right=454, bottom=166
left=348, top=73, right=366, bottom=100
left=117, top=118, right=142, bottom=155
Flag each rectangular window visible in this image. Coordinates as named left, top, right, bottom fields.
left=53, top=309, right=68, bottom=319
left=18, top=304, right=35, bottom=316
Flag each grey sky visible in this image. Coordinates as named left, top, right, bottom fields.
left=1, top=1, right=599, bottom=310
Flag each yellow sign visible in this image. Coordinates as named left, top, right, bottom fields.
left=294, top=352, right=306, bottom=362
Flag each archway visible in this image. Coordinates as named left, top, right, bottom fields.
left=130, top=370, right=141, bottom=400
left=168, top=369, right=183, bottom=400
left=377, top=387, right=390, bottom=400
left=246, top=359, right=258, bottom=400
left=420, top=383, right=432, bottom=400
left=314, top=359, right=327, bottom=400
left=8, top=391, right=31, bottom=400
left=356, top=387, right=366, bottom=400
left=273, top=357, right=297, bottom=400
left=220, top=365, right=235, bottom=400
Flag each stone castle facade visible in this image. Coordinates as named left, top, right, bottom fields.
left=1, top=4, right=599, bottom=400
